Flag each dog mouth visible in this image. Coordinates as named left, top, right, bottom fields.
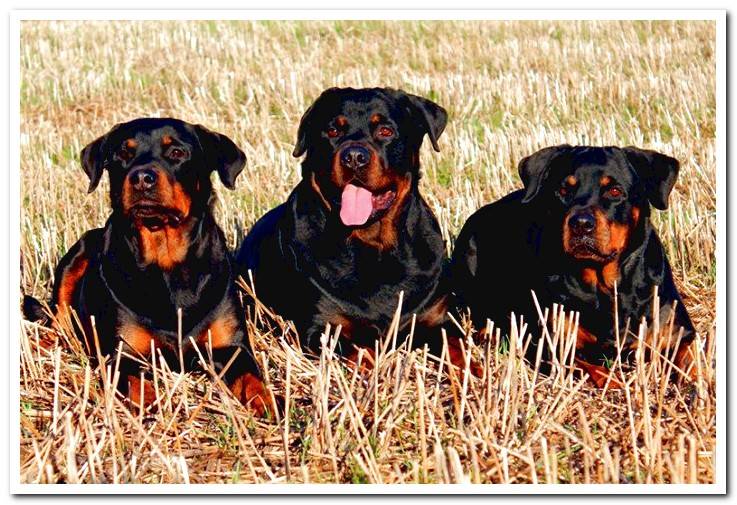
left=128, top=202, right=185, bottom=229
left=567, top=238, right=616, bottom=262
left=338, top=183, right=397, bottom=227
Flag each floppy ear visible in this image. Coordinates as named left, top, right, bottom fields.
left=292, top=101, right=315, bottom=158
left=622, top=147, right=679, bottom=210
left=194, top=125, right=247, bottom=190
left=518, top=144, right=572, bottom=203
left=80, top=136, right=106, bottom=193
left=406, top=93, right=448, bottom=152
left=293, top=87, right=341, bottom=158
left=80, top=125, right=121, bottom=193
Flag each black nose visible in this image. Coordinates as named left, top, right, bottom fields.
left=339, top=145, right=371, bottom=171
left=128, top=167, right=158, bottom=191
left=569, top=211, right=596, bottom=234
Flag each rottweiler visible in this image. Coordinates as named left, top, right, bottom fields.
left=450, top=145, right=695, bottom=384
left=236, top=87, right=472, bottom=369
left=23, top=118, right=274, bottom=416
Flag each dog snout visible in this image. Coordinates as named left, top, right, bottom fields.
left=568, top=211, right=596, bottom=235
left=339, top=145, right=371, bottom=172
left=128, top=167, right=158, bottom=191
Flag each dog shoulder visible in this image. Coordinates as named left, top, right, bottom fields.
left=51, top=227, right=105, bottom=307
left=236, top=203, right=289, bottom=271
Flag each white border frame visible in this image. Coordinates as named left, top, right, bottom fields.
left=8, top=9, right=726, bottom=495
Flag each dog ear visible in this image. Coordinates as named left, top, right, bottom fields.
left=80, top=123, right=124, bottom=193
left=292, top=101, right=316, bottom=158
left=194, top=125, right=247, bottom=190
left=405, top=93, right=448, bottom=152
left=622, top=147, right=680, bottom=210
left=518, top=145, right=572, bottom=203
left=293, top=87, right=341, bottom=158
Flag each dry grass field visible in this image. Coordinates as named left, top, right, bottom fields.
left=19, top=20, right=717, bottom=485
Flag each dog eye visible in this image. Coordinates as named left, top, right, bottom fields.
left=606, top=186, right=624, bottom=198
left=377, top=126, right=394, bottom=138
left=327, top=127, right=341, bottom=138
left=167, top=147, right=187, bottom=160
left=116, top=147, right=134, bottom=162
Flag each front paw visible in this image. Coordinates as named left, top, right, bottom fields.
left=230, top=372, right=279, bottom=419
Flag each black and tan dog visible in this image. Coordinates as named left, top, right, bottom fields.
left=23, top=118, right=274, bottom=416
left=237, top=87, right=472, bottom=369
left=451, top=145, right=695, bottom=384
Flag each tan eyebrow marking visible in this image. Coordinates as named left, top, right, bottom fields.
left=161, top=135, right=173, bottom=146
left=125, top=139, right=138, bottom=149
left=335, top=116, right=348, bottom=127
left=370, top=113, right=382, bottom=124
left=565, top=175, right=577, bottom=186
left=600, top=175, right=612, bottom=186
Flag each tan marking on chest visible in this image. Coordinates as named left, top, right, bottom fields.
left=581, top=267, right=598, bottom=287
left=600, top=261, right=620, bottom=292
left=138, top=225, right=190, bottom=270
left=580, top=261, right=620, bottom=294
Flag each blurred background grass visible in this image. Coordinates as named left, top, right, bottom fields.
left=20, top=20, right=716, bottom=332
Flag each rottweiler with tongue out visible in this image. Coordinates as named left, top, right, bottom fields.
left=237, top=87, right=472, bottom=368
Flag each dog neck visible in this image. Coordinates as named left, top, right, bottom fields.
left=578, top=261, right=621, bottom=294
left=118, top=210, right=202, bottom=271
left=107, top=209, right=230, bottom=276
left=100, top=211, right=232, bottom=328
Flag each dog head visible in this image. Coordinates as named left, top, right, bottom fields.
left=80, top=117, right=245, bottom=231
left=293, top=87, right=447, bottom=228
left=518, top=145, right=679, bottom=263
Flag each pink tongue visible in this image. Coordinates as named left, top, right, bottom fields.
left=340, top=183, right=373, bottom=226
